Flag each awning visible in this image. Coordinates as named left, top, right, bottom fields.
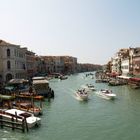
left=9, top=79, right=28, bottom=84
left=0, top=94, right=15, bottom=100
left=117, top=75, right=130, bottom=79
left=129, top=77, right=140, bottom=82
left=108, top=72, right=119, bottom=77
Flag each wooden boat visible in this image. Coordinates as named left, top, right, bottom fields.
left=13, top=102, right=42, bottom=116
left=16, top=92, right=44, bottom=100
left=128, top=78, right=140, bottom=89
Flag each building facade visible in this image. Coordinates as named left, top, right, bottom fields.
left=22, top=47, right=36, bottom=78
left=0, top=40, right=27, bottom=82
left=130, top=48, right=140, bottom=76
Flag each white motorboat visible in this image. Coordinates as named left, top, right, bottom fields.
left=75, top=89, right=89, bottom=101
left=97, top=89, right=116, bottom=100
left=0, top=108, right=41, bottom=128
left=85, top=84, right=96, bottom=91
left=81, top=84, right=96, bottom=92
left=59, top=75, right=68, bottom=80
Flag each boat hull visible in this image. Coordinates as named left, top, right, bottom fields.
left=75, top=92, right=88, bottom=101
left=97, top=91, right=116, bottom=100
left=1, top=109, right=41, bottom=128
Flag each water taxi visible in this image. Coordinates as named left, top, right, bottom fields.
left=85, top=84, right=96, bottom=91
left=75, top=89, right=89, bottom=101
left=97, top=89, right=116, bottom=100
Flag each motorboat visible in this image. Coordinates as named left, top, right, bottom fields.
left=0, top=108, right=41, bottom=128
left=75, top=89, right=89, bottom=101
left=85, top=84, right=96, bottom=91
left=97, top=89, right=116, bottom=100
left=59, top=75, right=68, bottom=80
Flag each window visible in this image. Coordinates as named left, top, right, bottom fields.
left=7, top=61, right=11, bottom=69
left=23, top=64, right=26, bottom=70
left=7, top=49, right=10, bottom=57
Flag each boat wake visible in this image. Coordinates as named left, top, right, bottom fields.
left=69, top=89, right=90, bottom=101
left=95, top=92, right=111, bottom=100
left=95, top=90, right=116, bottom=100
left=72, top=94, right=84, bottom=101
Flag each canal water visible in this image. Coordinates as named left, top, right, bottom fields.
left=1, top=72, right=140, bottom=140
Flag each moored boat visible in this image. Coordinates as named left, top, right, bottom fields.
left=128, top=78, right=140, bottom=89
left=0, top=108, right=41, bottom=128
left=32, top=77, right=54, bottom=98
left=13, top=102, right=42, bottom=116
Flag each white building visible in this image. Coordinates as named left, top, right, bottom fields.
left=0, top=40, right=27, bottom=82
left=111, top=53, right=120, bottom=74
left=121, top=58, right=129, bottom=76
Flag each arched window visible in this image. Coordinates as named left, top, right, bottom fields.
left=7, top=61, right=11, bottom=69
left=7, top=49, right=10, bottom=57
left=23, top=64, right=26, bottom=70
left=6, top=73, right=12, bottom=82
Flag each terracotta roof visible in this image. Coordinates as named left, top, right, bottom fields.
left=0, top=40, right=18, bottom=46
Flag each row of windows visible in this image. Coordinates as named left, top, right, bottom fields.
left=6, top=48, right=25, bottom=58
left=121, top=65, right=129, bottom=69
left=14, top=49, right=25, bottom=58
left=7, top=61, right=26, bottom=70
left=15, top=73, right=26, bottom=79
left=15, top=61, right=26, bottom=69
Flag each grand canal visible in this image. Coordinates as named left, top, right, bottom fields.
left=1, top=72, right=140, bottom=140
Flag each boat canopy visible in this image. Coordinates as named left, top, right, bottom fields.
left=107, top=72, right=120, bottom=77
left=0, top=94, right=15, bottom=100
left=8, top=79, right=28, bottom=84
left=33, top=79, right=49, bottom=84
left=117, top=75, right=130, bottom=79
left=32, top=76, right=46, bottom=80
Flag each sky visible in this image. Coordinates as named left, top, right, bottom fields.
left=0, top=0, right=140, bottom=65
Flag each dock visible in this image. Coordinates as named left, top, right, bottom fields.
left=0, top=112, right=29, bottom=133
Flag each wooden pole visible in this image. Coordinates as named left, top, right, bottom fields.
left=0, top=115, right=3, bottom=128
left=24, top=117, right=29, bottom=132
left=40, top=100, right=42, bottom=109
left=22, top=118, right=25, bottom=133
left=11, top=117, right=15, bottom=131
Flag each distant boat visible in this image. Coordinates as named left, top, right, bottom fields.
left=59, top=75, right=68, bottom=80
left=83, top=84, right=96, bottom=91
left=96, top=89, right=116, bottom=100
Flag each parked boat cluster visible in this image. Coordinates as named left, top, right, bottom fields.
left=0, top=75, right=60, bottom=132
left=95, top=70, right=140, bottom=89
left=103, top=48, right=140, bottom=88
